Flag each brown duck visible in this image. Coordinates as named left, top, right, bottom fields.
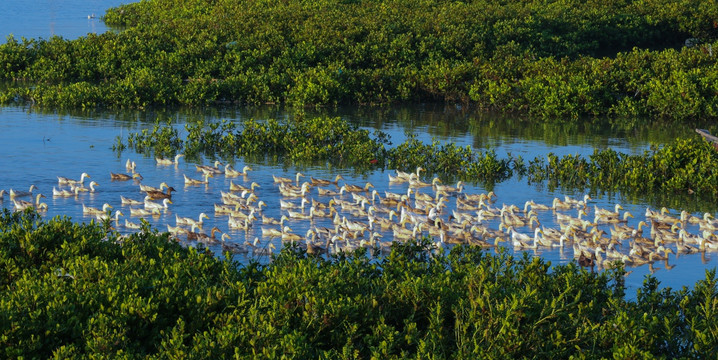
left=145, top=186, right=177, bottom=200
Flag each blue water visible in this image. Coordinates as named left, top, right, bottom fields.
left=0, top=0, right=128, bottom=42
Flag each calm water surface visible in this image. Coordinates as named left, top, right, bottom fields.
left=0, top=105, right=715, bottom=297
left=0, top=0, right=127, bottom=42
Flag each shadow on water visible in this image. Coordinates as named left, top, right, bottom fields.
left=26, top=102, right=703, bottom=147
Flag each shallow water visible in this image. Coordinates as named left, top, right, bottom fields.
left=0, top=105, right=715, bottom=298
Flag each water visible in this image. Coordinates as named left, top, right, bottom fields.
left=0, top=105, right=715, bottom=298
left=0, top=0, right=127, bottom=42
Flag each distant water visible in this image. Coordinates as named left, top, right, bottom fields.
left=0, top=0, right=129, bottom=43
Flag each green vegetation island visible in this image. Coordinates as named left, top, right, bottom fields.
left=0, top=0, right=716, bottom=121
left=3, top=0, right=718, bottom=357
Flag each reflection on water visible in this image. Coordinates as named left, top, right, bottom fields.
left=1, top=104, right=716, bottom=298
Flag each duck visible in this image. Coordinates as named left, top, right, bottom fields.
left=72, top=181, right=99, bottom=194
left=58, top=172, right=90, bottom=186
left=110, top=172, right=142, bottom=181
left=53, top=186, right=80, bottom=197
left=156, top=154, right=184, bottom=166
left=225, top=165, right=252, bottom=177
left=434, top=180, right=464, bottom=194
left=310, top=174, right=344, bottom=187
left=507, top=226, right=535, bottom=249
left=96, top=210, right=124, bottom=223
left=139, top=181, right=169, bottom=193
left=463, top=191, right=496, bottom=203
left=83, top=203, right=113, bottom=216
left=391, top=167, right=423, bottom=183
left=645, top=206, right=670, bottom=219
left=166, top=224, right=188, bottom=236
left=306, top=237, right=332, bottom=256
left=120, top=195, right=144, bottom=206
left=310, top=205, right=335, bottom=218
left=196, top=160, right=224, bottom=175
left=595, top=211, right=633, bottom=224
left=229, top=181, right=260, bottom=193
left=611, top=220, right=647, bottom=240
left=501, top=210, right=539, bottom=228
left=311, top=198, right=336, bottom=210
left=556, top=209, right=592, bottom=228
left=125, top=159, right=136, bottom=173
left=226, top=207, right=257, bottom=220
left=222, top=236, right=251, bottom=254
left=144, top=198, right=172, bottom=211
left=286, top=207, right=315, bottom=221
left=564, top=194, right=592, bottom=208
left=176, top=213, right=210, bottom=228
left=552, top=197, right=573, bottom=211
left=261, top=226, right=288, bottom=238
left=9, top=184, right=38, bottom=198
left=194, top=226, right=223, bottom=245
left=366, top=232, right=393, bottom=254
left=650, top=246, right=675, bottom=261
left=409, top=177, right=440, bottom=189
left=676, top=239, right=702, bottom=254
left=221, top=190, right=249, bottom=205
left=129, top=207, right=161, bottom=217
left=250, top=238, right=277, bottom=256
left=184, top=172, right=213, bottom=185
left=273, top=172, right=304, bottom=186
left=144, top=186, right=177, bottom=200
left=341, top=182, right=374, bottom=193
left=647, top=207, right=680, bottom=225
left=279, top=182, right=311, bottom=198
left=595, top=204, right=623, bottom=218
left=12, top=193, right=47, bottom=211
left=530, top=228, right=554, bottom=247
left=577, top=251, right=595, bottom=268
left=125, top=219, right=142, bottom=230
left=262, top=214, right=289, bottom=226
left=317, top=187, right=341, bottom=196
left=282, top=228, right=313, bottom=243
left=214, top=203, right=243, bottom=214
left=523, top=200, right=551, bottom=212
left=228, top=214, right=257, bottom=230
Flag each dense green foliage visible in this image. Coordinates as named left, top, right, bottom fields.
left=0, top=0, right=717, bottom=120
left=115, top=117, right=718, bottom=207
left=527, top=137, right=718, bottom=196
left=2, top=210, right=718, bottom=358
left=115, top=116, right=513, bottom=183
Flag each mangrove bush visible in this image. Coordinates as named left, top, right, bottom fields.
left=0, top=0, right=716, bottom=120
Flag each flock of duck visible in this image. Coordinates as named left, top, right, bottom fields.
left=2, top=156, right=717, bottom=273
